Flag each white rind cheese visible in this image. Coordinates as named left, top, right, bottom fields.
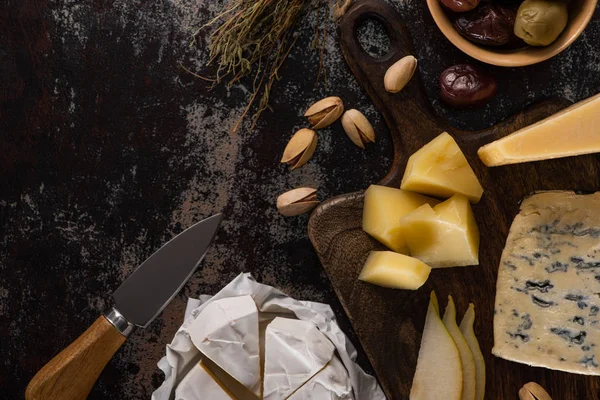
left=287, top=356, right=354, bottom=400
left=188, top=295, right=261, bottom=395
left=493, top=191, right=600, bottom=375
left=174, top=361, right=233, bottom=400
left=263, top=317, right=336, bottom=400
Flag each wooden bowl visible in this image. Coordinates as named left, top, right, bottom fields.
left=426, top=0, right=598, bottom=67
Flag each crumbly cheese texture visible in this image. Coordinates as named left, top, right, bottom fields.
left=478, top=93, right=600, bottom=166
left=493, top=191, right=600, bottom=375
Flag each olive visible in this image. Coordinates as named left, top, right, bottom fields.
left=454, top=4, right=518, bottom=46
left=439, top=64, right=497, bottom=108
left=440, top=0, right=480, bottom=13
left=514, top=0, right=569, bottom=46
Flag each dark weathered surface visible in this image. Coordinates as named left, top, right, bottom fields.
left=309, top=1, right=600, bottom=399
left=1, top=0, right=599, bottom=398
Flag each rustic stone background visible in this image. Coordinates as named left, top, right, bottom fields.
left=1, top=0, right=599, bottom=398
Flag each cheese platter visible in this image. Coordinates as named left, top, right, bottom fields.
left=308, top=0, right=600, bottom=399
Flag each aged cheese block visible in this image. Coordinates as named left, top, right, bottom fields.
left=478, top=93, right=600, bottom=166
left=362, top=185, right=439, bottom=253
left=493, top=191, right=600, bottom=375
left=401, top=132, right=484, bottom=203
left=398, top=194, right=480, bottom=268
left=359, top=251, right=431, bottom=290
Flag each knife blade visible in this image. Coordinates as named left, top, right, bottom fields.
left=25, top=213, right=222, bottom=400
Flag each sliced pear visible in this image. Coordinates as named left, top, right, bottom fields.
left=459, top=304, right=486, bottom=400
left=362, top=185, right=439, bottom=253
left=358, top=251, right=431, bottom=290
left=401, top=132, right=483, bottom=203
left=410, top=292, right=463, bottom=400
left=443, top=296, right=476, bottom=400
left=397, top=194, right=479, bottom=268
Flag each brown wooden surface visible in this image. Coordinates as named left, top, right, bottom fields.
left=308, top=1, right=600, bottom=399
left=25, top=316, right=126, bottom=400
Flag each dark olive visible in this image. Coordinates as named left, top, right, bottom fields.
left=454, top=4, right=518, bottom=46
left=440, top=0, right=480, bottom=12
left=439, top=64, right=497, bottom=108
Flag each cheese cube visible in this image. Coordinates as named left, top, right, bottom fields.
left=478, top=93, right=600, bottom=167
left=401, top=132, right=483, bottom=203
left=263, top=317, right=335, bottom=400
left=188, top=295, right=261, bottom=397
left=398, top=194, right=479, bottom=268
left=359, top=251, right=431, bottom=290
left=174, top=361, right=233, bottom=400
left=362, top=185, right=439, bottom=253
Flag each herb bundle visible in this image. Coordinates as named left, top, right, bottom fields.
left=186, top=0, right=351, bottom=132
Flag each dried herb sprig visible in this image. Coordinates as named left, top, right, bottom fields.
left=187, top=0, right=352, bottom=133
left=195, top=0, right=309, bottom=132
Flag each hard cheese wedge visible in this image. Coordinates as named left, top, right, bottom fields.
left=362, top=185, right=439, bottom=253
left=287, top=356, right=353, bottom=400
left=174, top=361, right=233, bottom=400
left=401, top=132, right=483, bottom=203
left=398, top=194, right=480, bottom=268
left=359, top=250, right=431, bottom=290
left=493, top=191, right=600, bottom=375
left=478, top=93, right=600, bottom=166
left=188, top=295, right=261, bottom=396
left=410, top=292, right=463, bottom=400
left=263, top=317, right=335, bottom=400
left=443, top=297, right=476, bottom=400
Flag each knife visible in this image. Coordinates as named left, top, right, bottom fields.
left=25, top=214, right=223, bottom=400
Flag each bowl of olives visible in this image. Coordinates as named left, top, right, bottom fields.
left=426, top=0, right=598, bottom=67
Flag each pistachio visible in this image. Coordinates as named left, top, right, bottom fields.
left=277, top=187, right=319, bottom=216
left=519, top=382, right=552, bottom=400
left=280, top=128, right=318, bottom=170
left=341, top=109, right=375, bottom=149
left=384, top=55, right=417, bottom=93
left=304, top=96, right=344, bottom=129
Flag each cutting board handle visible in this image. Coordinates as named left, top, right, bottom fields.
left=338, top=0, right=450, bottom=186
left=25, top=316, right=126, bottom=400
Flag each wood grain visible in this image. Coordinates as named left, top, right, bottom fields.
left=308, top=1, right=600, bottom=399
left=25, top=316, right=126, bottom=400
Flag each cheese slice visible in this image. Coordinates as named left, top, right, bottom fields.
left=493, top=191, right=600, bottom=375
left=263, top=317, right=336, bottom=400
left=287, top=356, right=353, bottom=400
left=189, top=295, right=261, bottom=396
left=174, top=361, right=233, bottom=400
left=478, top=93, right=600, bottom=166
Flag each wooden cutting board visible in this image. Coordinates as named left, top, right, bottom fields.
left=308, top=1, right=600, bottom=399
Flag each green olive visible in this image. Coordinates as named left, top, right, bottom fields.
left=514, top=0, right=569, bottom=46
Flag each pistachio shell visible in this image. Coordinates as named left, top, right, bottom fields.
left=341, top=109, right=375, bottom=149
left=305, top=96, right=344, bottom=129
left=277, top=187, right=319, bottom=216
left=384, top=55, right=417, bottom=93
left=280, top=128, right=318, bottom=170
left=520, top=382, right=552, bottom=400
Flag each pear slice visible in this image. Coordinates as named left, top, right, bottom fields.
left=459, top=304, right=486, bottom=400
left=443, top=296, right=476, bottom=400
left=410, top=292, right=463, bottom=400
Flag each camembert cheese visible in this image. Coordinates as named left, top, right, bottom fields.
left=478, top=93, right=600, bottom=167
left=493, top=191, right=600, bottom=375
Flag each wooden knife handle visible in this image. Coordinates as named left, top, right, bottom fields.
left=25, top=316, right=126, bottom=400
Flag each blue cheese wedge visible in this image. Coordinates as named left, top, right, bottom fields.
left=493, top=191, right=600, bottom=375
